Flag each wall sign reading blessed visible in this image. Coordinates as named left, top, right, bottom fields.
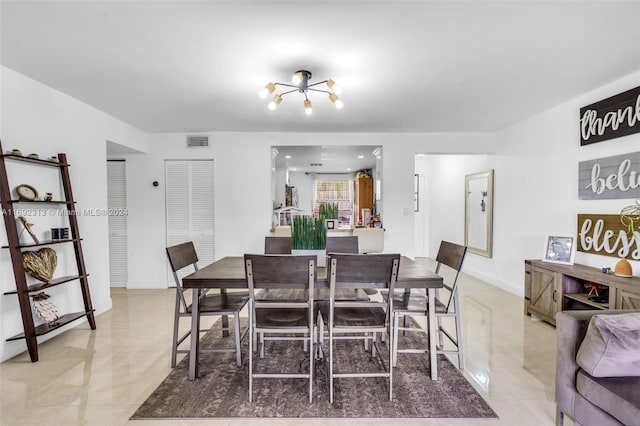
left=580, top=86, right=640, bottom=146
left=577, top=214, right=640, bottom=260
left=578, top=152, right=640, bottom=199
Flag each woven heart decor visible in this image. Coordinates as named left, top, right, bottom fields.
left=22, top=248, right=57, bottom=282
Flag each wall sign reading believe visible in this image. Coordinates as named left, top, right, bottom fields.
left=577, top=214, right=640, bottom=260
left=580, top=86, right=640, bottom=146
left=578, top=152, right=640, bottom=199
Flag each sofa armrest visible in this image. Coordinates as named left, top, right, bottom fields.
left=555, top=309, right=640, bottom=420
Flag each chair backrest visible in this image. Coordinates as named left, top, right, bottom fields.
left=434, top=241, right=467, bottom=310
left=328, top=253, right=399, bottom=293
left=264, top=236, right=292, bottom=254
left=352, top=228, right=384, bottom=253
left=166, top=241, right=200, bottom=312
left=326, top=236, right=358, bottom=254
left=166, top=241, right=198, bottom=273
left=244, top=254, right=316, bottom=295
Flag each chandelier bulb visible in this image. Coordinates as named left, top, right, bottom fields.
left=327, top=79, right=343, bottom=95
left=260, top=82, right=276, bottom=99
left=304, top=99, right=312, bottom=115
left=292, top=72, right=303, bottom=85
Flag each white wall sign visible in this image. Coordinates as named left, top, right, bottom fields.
left=578, top=152, right=640, bottom=200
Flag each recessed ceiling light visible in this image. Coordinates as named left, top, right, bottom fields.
left=347, top=168, right=352, bottom=171
left=290, top=168, right=297, bottom=171
left=285, top=155, right=291, bottom=159
left=358, top=155, right=364, bottom=159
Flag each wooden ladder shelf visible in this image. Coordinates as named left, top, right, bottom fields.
left=0, top=140, right=96, bottom=362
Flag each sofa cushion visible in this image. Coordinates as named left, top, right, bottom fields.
left=576, top=370, right=640, bottom=426
left=576, top=312, right=640, bottom=377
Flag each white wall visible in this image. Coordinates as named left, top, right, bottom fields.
left=0, top=66, right=148, bottom=361
left=422, top=72, right=640, bottom=296
left=125, top=132, right=495, bottom=288
left=493, top=72, right=640, bottom=295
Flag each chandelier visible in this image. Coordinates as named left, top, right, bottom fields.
left=259, top=70, right=343, bottom=115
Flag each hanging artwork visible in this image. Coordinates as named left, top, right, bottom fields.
left=577, top=203, right=640, bottom=260
left=580, top=86, right=640, bottom=146
left=578, top=152, right=640, bottom=200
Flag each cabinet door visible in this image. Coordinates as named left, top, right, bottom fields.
left=528, top=266, right=558, bottom=322
left=616, top=288, right=640, bottom=309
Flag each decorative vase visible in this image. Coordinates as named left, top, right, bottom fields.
left=614, top=257, right=633, bottom=277
left=291, top=249, right=327, bottom=268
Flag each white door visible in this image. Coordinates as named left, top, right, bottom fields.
left=165, top=160, right=215, bottom=285
left=107, top=160, right=128, bottom=287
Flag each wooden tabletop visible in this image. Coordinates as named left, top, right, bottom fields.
left=182, top=256, right=443, bottom=289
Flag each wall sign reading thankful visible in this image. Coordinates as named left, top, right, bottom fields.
left=577, top=214, right=640, bottom=260
left=578, top=151, right=640, bottom=200
left=580, top=86, right=640, bottom=146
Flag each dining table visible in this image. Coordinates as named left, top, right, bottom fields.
left=181, top=255, right=444, bottom=381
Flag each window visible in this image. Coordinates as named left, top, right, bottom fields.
left=314, top=179, right=352, bottom=225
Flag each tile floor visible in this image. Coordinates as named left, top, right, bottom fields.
left=0, top=261, right=572, bottom=425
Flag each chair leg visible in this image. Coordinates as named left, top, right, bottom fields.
left=453, top=293, right=464, bottom=370
left=388, top=324, right=393, bottom=402
left=234, top=312, right=242, bottom=367
left=260, top=332, right=265, bottom=359
left=371, top=332, right=377, bottom=356
left=329, top=327, right=334, bottom=404
left=392, top=312, right=400, bottom=367
left=248, top=303, right=253, bottom=403
left=171, top=293, right=182, bottom=368
left=309, top=329, right=314, bottom=403
left=437, top=315, right=445, bottom=349
left=303, top=332, right=308, bottom=353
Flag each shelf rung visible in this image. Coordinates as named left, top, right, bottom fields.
left=3, top=274, right=90, bottom=295
left=1, top=154, right=68, bottom=167
left=2, top=238, right=82, bottom=249
left=5, top=311, right=93, bottom=341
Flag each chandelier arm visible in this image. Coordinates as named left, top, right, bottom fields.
left=307, top=80, right=328, bottom=88
left=307, top=88, right=332, bottom=95
left=279, top=88, right=299, bottom=96
left=274, top=82, right=299, bottom=89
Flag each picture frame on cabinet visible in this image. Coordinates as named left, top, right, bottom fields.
left=542, top=236, right=575, bottom=265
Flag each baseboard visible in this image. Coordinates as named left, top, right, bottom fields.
left=462, top=265, right=523, bottom=298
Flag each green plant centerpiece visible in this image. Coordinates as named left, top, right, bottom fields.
left=291, top=215, right=327, bottom=267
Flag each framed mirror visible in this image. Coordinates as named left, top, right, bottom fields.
left=465, top=169, right=494, bottom=257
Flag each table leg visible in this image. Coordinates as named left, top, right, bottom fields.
left=428, top=287, right=438, bottom=380
left=221, top=289, right=229, bottom=337
left=189, top=288, right=200, bottom=380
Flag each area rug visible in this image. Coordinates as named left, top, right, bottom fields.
left=131, top=321, right=497, bottom=419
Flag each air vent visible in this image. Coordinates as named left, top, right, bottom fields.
left=186, top=135, right=209, bottom=147
left=310, top=163, right=323, bottom=167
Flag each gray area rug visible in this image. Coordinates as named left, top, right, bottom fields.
left=131, top=321, right=497, bottom=419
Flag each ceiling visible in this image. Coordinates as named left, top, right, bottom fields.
left=274, top=145, right=379, bottom=173
left=1, top=1, right=639, bottom=134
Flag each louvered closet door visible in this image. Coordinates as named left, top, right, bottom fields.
left=107, top=160, right=128, bottom=287
left=165, top=160, right=215, bottom=286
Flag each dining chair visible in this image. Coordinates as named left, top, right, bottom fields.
left=326, top=235, right=378, bottom=296
left=166, top=242, right=249, bottom=368
left=325, top=236, right=358, bottom=254
left=318, top=253, right=400, bottom=403
left=386, top=241, right=467, bottom=369
left=244, top=254, right=316, bottom=403
left=264, top=236, right=292, bottom=254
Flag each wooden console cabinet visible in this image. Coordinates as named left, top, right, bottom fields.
left=524, top=260, right=640, bottom=326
